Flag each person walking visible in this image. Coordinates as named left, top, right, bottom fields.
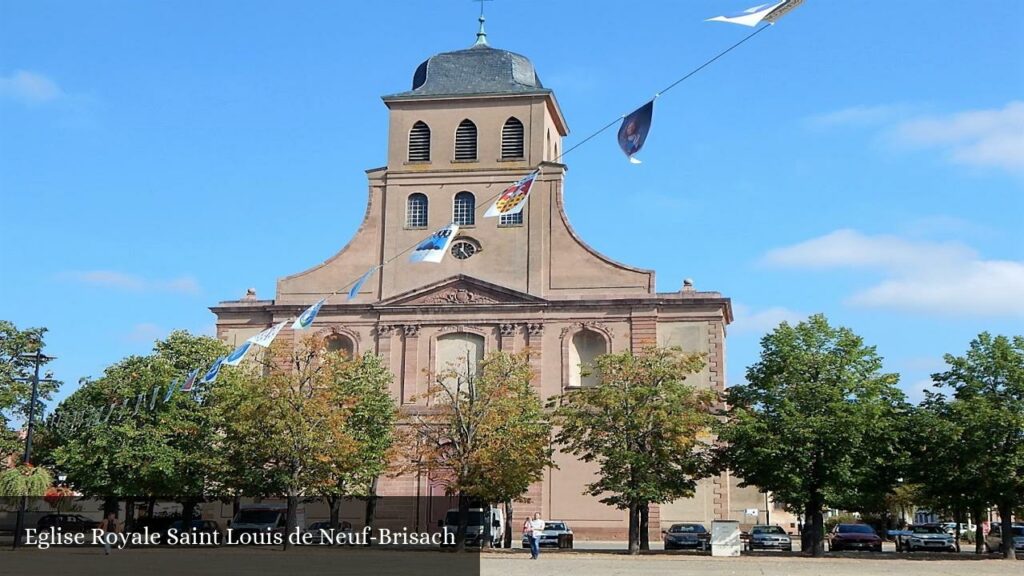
left=529, top=512, right=545, bottom=559
left=98, top=511, right=119, bottom=555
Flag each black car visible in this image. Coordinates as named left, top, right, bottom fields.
left=662, top=523, right=710, bottom=551
left=36, top=514, right=99, bottom=533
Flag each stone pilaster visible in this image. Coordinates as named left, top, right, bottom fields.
left=525, top=322, right=544, bottom=391
left=499, top=323, right=517, bottom=352
left=401, top=324, right=420, bottom=405
left=630, top=310, right=658, bottom=351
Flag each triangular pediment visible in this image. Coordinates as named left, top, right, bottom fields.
left=375, top=275, right=547, bottom=307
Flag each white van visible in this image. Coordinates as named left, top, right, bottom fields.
left=230, top=504, right=294, bottom=536
left=440, top=507, right=504, bottom=548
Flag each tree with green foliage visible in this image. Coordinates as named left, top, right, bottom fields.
left=48, top=330, right=230, bottom=525
left=213, top=337, right=363, bottom=550
left=718, top=314, right=908, bottom=557
left=552, top=347, right=717, bottom=555
left=1, top=320, right=60, bottom=466
left=922, top=333, right=1024, bottom=560
left=0, top=463, right=53, bottom=496
left=315, top=351, right=397, bottom=531
left=405, top=350, right=552, bottom=551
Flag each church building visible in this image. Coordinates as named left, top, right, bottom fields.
left=211, top=22, right=770, bottom=539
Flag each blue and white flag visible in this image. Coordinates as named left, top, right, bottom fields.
left=224, top=340, right=253, bottom=366
left=707, top=1, right=799, bottom=27
left=247, top=320, right=288, bottom=348
left=133, top=393, right=144, bottom=415
left=149, top=386, right=161, bottom=410
left=409, top=223, right=460, bottom=263
left=618, top=101, right=654, bottom=164
left=181, top=368, right=201, bottom=392
left=164, top=379, right=180, bottom=403
left=347, top=267, right=379, bottom=301
left=199, top=356, right=226, bottom=386
left=293, top=298, right=326, bottom=330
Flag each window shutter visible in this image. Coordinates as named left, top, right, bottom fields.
left=409, top=121, right=430, bottom=162
left=501, top=117, right=524, bottom=159
left=455, top=120, right=477, bottom=161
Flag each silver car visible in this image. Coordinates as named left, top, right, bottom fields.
left=747, top=525, right=793, bottom=551
left=521, top=521, right=573, bottom=549
left=985, top=524, right=1024, bottom=553
left=898, top=524, right=956, bottom=552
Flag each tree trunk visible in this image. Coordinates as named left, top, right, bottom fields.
left=329, top=496, right=341, bottom=530
left=283, top=492, right=298, bottom=551
left=503, top=501, right=513, bottom=549
left=146, top=497, right=156, bottom=520
left=364, top=476, right=379, bottom=547
left=627, top=502, right=640, bottom=555
left=232, top=495, right=240, bottom=519
left=802, top=497, right=824, bottom=557
left=639, top=502, right=650, bottom=551
left=124, top=498, right=136, bottom=533
left=180, top=500, right=196, bottom=534
left=455, top=492, right=470, bottom=552
left=954, top=505, right=962, bottom=553
left=998, top=501, right=1016, bottom=560
left=972, top=506, right=985, bottom=555
left=481, top=504, right=492, bottom=549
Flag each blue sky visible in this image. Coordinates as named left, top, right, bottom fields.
left=2, top=0, right=1022, bottom=409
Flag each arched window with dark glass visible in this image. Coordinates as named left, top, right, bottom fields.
left=453, top=191, right=475, bottom=226
left=406, top=193, right=428, bottom=228
left=408, top=121, right=431, bottom=162
left=454, top=119, right=477, bottom=161
left=501, top=117, right=524, bottom=159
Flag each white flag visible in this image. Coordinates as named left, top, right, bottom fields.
left=409, top=223, right=460, bottom=263
left=247, top=320, right=288, bottom=348
left=706, top=1, right=785, bottom=27
left=224, top=340, right=253, bottom=366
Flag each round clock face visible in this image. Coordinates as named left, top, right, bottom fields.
left=450, top=240, right=477, bottom=260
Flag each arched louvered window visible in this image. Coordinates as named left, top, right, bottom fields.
left=406, top=193, right=428, bottom=228
left=501, top=117, right=525, bottom=159
left=408, top=121, right=431, bottom=162
left=454, top=119, right=477, bottom=161
left=453, top=191, right=475, bottom=226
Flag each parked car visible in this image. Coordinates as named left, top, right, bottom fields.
left=984, top=523, right=1024, bottom=554
left=167, top=519, right=221, bottom=545
left=747, top=525, right=793, bottom=551
left=520, top=521, right=574, bottom=549
left=441, top=507, right=505, bottom=548
left=304, top=520, right=353, bottom=545
left=36, top=514, right=99, bottom=533
left=938, top=522, right=975, bottom=536
left=828, top=524, right=883, bottom=552
left=895, top=524, right=956, bottom=552
left=662, top=523, right=709, bottom=551
left=230, top=505, right=288, bottom=536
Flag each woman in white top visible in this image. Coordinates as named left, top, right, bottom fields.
left=529, top=513, right=545, bottom=559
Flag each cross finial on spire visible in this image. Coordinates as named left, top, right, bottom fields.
left=473, top=0, right=492, bottom=46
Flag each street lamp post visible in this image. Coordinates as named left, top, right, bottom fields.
left=11, top=349, right=56, bottom=550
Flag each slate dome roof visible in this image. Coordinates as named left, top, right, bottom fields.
left=388, top=44, right=547, bottom=98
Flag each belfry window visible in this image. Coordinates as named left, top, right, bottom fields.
left=406, top=193, right=428, bottom=228
left=454, top=119, right=477, bottom=161
left=453, top=191, right=475, bottom=226
left=501, top=117, right=525, bottom=159
left=408, top=121, right=431, bottom=162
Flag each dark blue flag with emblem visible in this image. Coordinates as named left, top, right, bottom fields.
left=617, top=101, right=654, bottom=164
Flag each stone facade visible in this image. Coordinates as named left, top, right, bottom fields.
left=210, top=35, right=786, bottom=539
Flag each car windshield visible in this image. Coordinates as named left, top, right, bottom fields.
left=669, top=524, right=705, bottom=533
left=544, top=523, right=566, bottom=531
left=752, top=526, right=786, bottom=535
left=235, top=510, right=280, bottom=524
left=309, top=522, right=330, bottom=530
left=911, top=526, right=945, bottom=534
left=838, top=525, right=875, bottom=534
left=1013, top=527, right=1024, bottom=537
left=444, top=511, right=486, bottom=526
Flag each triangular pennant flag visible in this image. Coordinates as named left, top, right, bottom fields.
left=149, top=386, right=160, bottom=410
left=706, top=0, right=786, bottom=27
left=133, top=393, right=144, bottom=415
left=484, top=170, right=539, bottom=218
left=347, top=267, right=379, bottom=302
left=199, top=356, right=226, bottom=386
left=764, top=0, right=803, bottom=23
left=224, top=340, right=253, bottom=366
left=181, top=368, right=201, bottom=392
left=247, top=321, right=288, bottom=348
left=409, top=223, right=460, bottom=263
left=164, top=379, right=180, bottom=403
left=103, top=403, right=114, bottom=423
left=293, top=298, right=326, bottom=330
left=617, top=101, right=654, bottom=164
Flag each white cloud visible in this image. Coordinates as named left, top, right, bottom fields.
left=730, top=303, right=806, bottom=336
left=893, top=101, right=1024, bottom=172
left=60, top=270, right=201, bottom=295
left=763, top=229, right=1024, bottom=317
left=124, top=323, right=166, bottom=344
left=0, top=70, right=63, bottom=104
left=807, top=104, right=907, bottom=128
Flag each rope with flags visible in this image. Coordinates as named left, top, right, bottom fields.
left=54, top=2, right=805, bottom=432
